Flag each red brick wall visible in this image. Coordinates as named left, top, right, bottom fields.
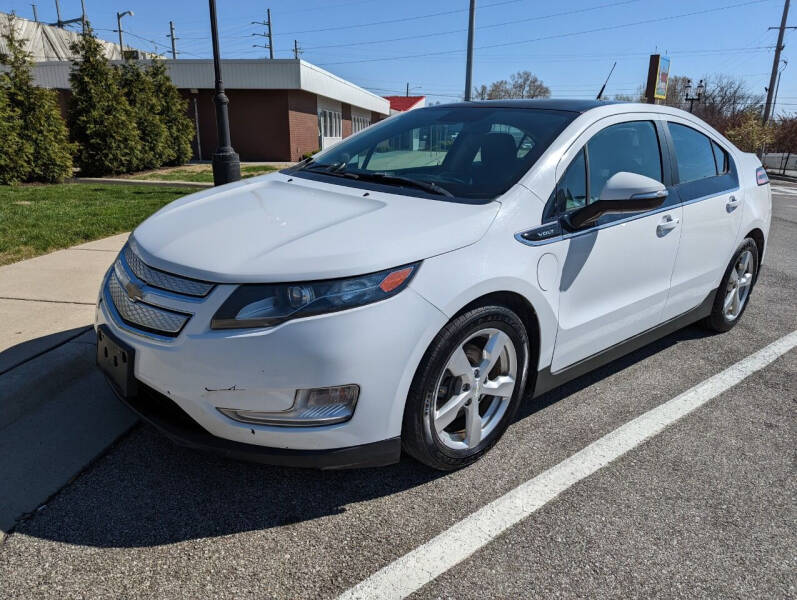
left=287, top=90, right=319, bottom=161
left=342, top=103, right=352, bottom=139
left=181, top=89, right=293, bottom=162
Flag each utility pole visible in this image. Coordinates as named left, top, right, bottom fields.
left=771, top=59, right=788, bottom=119
left=252, top=9, right=274, bottom=59
left=116, top=11, right=134, bottom=54
left=31, top=4, right=38, bottom=22
left=293, top=39, right=302, bottom=60
left=764, top=0, right=795, bottom=122
left=209, top=0, right=241, bottom=185
left=50, top=0, right=86, bottom=31
left=464, top=0, right=476, bottom=101
left=168, top=21, right=178, bottom=59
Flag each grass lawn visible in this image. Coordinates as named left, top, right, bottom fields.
left=0, top=183, right=189, bottom=266
left=126, top=164, right=282, bottom=183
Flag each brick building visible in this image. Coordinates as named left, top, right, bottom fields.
left=27, top=58, right=391, bottom=162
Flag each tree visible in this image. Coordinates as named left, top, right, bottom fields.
left=725, top=109, right=774, bottom=153
left=654, top=73, right=763, bottom=134
left=772, top=115, right=797, bottom=173
left=478, top=71, right=550, bottom=100
left=119, top=61, right=170, bottom=170
left=0, top=86, right=28, bottom=184
left=148, top=60, right=194, bottom=166
left=68, top=24, right=141, bottom=176
left=0, top=14, right=72, bottom=183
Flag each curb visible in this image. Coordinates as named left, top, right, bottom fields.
left=69, top=177, right=212, bottom=189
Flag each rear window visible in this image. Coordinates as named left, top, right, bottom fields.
left=290, top=106, right=576, bottom=202
left=669, top=123, right=720, bottom=183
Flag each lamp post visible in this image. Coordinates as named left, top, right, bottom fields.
left=684, top=79, right=705, bottom=113
left=116, top=10, right=133, bottom=55
left=208, top=0, right=241, bottom=185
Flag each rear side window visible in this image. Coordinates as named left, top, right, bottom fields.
left=712, top=140, right=729, bottom=174
left=669, top=123, right=718, bottom=183
left=587, top=121, right=662, bottom=203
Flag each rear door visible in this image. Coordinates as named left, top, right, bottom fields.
left=661, top=121, right=743, bottom=320
left=546, top=116, right=682, bottom=372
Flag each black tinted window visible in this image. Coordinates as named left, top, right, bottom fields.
left=711, top=140, right=729, bottom=174
left=670, top=123, right=718, bottom=183
left=544, top=148, right=587, bottom=221
left=587, top=121, right=662, bottom=203
left=292, top=107, right=576, bottom=202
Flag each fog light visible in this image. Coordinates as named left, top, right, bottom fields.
left=217, top=384, right=359, bottom=427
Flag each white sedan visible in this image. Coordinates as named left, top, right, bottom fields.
left=95, top=99, right=771, bottom=470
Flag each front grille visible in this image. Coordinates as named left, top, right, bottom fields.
left=105, top=244, right=213, bottom=338
left=107, top=272, right=190, bottom=335
left=124, top=245, right=214, bottom=297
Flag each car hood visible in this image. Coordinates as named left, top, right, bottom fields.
left=131, top=173, right=500, bottom=283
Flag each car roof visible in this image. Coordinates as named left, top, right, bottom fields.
left=431, top=98, right=623, bottom=113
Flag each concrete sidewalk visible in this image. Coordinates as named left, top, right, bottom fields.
left=0, top=233, right=137, bottom=538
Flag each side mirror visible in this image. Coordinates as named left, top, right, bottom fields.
left=563, top=172, right=667, bottom=230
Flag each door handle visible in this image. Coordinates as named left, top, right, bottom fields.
left=726, top=195, right=740, bottom=212
left=657, top=214, right=679, bottom=235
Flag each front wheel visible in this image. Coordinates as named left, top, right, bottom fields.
left=704, top=238, right=759, bottom=332
left=402, top=305, right=529, bottom=471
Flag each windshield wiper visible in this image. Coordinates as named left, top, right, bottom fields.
left=350, top=172, right=453, bottom=197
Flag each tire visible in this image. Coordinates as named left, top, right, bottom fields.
left=704, top=238, right=759, bottom=333
left=402, top=305, right=529, bottom=471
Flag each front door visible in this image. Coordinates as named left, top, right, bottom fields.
left=661, top=121, right=744, bottom=320
left=547, top=117, right=682, bottom=372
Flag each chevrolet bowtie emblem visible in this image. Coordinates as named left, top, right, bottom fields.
left=125, top=281, right=144, bottom=302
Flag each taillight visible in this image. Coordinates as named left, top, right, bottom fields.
left=756, top=167, right=769, bottom=186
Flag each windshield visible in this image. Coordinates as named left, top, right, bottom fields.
left=288, top=106, right=576, bottom=202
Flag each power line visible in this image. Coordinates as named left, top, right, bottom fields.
left=300, top=0, right=640, bottom=51
left=317, top=0, right=777, bottom=66
left=274, top=0, right=526, bottom=36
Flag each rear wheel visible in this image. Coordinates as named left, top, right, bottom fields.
left=704, top=238, right=759, bottom=332
left=402, top=305, right=529, bottom=471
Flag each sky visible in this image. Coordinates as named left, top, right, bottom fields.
left=5, top=0, right=795, bottom=115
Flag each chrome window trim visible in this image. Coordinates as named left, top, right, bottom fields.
left=515, top=186, right=740, bottom=247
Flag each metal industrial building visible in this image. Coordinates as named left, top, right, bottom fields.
left=28, top=58, right=391, bottom=162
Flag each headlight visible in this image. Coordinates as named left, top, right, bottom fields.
left=211, top=263, right=419, bottom=329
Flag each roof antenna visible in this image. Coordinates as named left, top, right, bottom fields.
left=596, top=61, right=617, bottom=100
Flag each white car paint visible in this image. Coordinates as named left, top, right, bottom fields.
left=95, top=101, right=771, bottom=462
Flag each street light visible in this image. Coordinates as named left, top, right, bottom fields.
left=208, top=0, right=241, bottom=186
left=684, top=79, right=705, bottom=113
left=116, top=10, right=133, bottom=55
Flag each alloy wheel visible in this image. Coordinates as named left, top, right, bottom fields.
left=724, top=249, right=754, bottom=321
left=432, top=328, right=517, bottom=451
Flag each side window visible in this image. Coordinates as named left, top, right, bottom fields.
left=544, top=148, right=587, bottom=221
left=711, top=140, right=729, bottom=174
left=587, top=121, right=662, bottom=203
left=669, top=123, right=718, bottom=183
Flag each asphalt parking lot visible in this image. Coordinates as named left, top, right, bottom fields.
left=1, top=182, right=795, bottom=599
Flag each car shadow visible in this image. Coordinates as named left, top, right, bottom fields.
left=15, top=324, right=715, bottom=549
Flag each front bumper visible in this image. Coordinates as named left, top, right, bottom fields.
left=108, top=379, right=401, bottom=469
left=96, top=265, right=448, bottom=462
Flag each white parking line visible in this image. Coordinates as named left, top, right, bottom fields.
left=338, top=330, right=797, bottom=600
left=772, top=185, right=797, bottom=196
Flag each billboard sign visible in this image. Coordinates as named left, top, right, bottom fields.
left=654, top=56, right=671, bottom=100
